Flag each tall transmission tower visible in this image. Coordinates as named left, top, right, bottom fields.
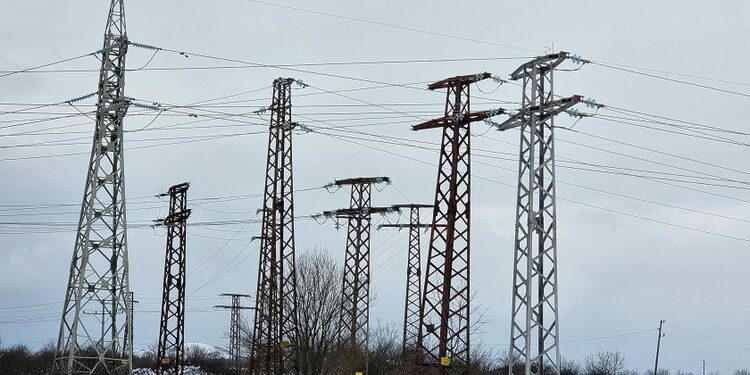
left=378, top=204, right=433, bottom=354
left=250, top=78, right=301, bottom=375
left=216, top=293, right=253, bottom=371
left=54, top=1, right=132, bottom=374
left=495, top=52, right=581, bottom=375
left=156, top=183, right=192, bottom=375
left=316, top=177, right=393, bottom=375
left=413, top=73, right=502, bottom=374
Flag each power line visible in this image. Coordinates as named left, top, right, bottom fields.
left=309, top=127, right=750, bottom=243
left=666, top=334, right=745, bottom=369
left=0, top=56, right=534, bottom=75
left=242, top=0, right=750, bottom=98
left=591, top=61, right=750, bottom=99
left=669, top=321, right=750, bottom=353
left=0, top=51, right=101, bottom=79
left=244, top=0, right=541, bottom=53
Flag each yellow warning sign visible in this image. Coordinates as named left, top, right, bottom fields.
left=355, top=372, right=364, bottom=375
left=440, top=356, right=451, bottom=366
left=161, top=358, right=171, bottom=364
left=280, top=340, right=290, bottom=349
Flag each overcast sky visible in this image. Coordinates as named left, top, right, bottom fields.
left=1, top=0, right=749, bottom=372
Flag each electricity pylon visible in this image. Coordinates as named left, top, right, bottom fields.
left=413, top=73, right=503, bottom=374
left=316, top=177, right=393, bottom=375
left=250, top=78, right=301, bottom=375
left=495, top=52, right=581, bottom=375
left=378, top=204, right=433, bottom=373
left=216, top=294, right=253, bottom=372
left=54, top=1, right=132, bottom=374
left=156, top=183, right=192, bottom=375
left=378, top=204, right=433, bottom=354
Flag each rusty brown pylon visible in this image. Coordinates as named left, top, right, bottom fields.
left=413, top=73, right=504, bottom=374
left=250, top=78, right=302, bottom=375
left=378, top=204, right=433, bottom=373
left=215, top=293, right=252, bottom=372
left=378, top=205, right=433, bottom=354
left=156, top=182, right=192, bottom=375
left=315, top=177, right=395, bottom=375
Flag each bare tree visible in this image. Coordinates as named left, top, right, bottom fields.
left=293, top=248, right=343, bottom=375
left=584, top=351, right=626, bottom=375
left=561, top=357, right=582, bottom=375
left=368, top=321, right=401, bottom=375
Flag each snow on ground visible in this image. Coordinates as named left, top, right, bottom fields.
left=133, top=366, right=211, bottom=375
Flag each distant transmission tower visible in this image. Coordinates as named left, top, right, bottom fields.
left=216, top=293, right=253, bottom=371
left=155, top=183, right=191, bottom=375
left=250, top=78, right=301, bottom=375
left=413, top=73, right=502, bottom=374
left=495, top=53, right=581, bottom=375
left=316, top=177, right=393, bottom=375
left=54, top=1, right=132, bottom=374
left=378, top=204, right=433, bottom=372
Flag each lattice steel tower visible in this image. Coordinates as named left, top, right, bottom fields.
left=413, top=73, right=501, bottom=374
left=54, top=1, right=131, bottom=374
left=316, top=177, right=393, bottom=374
left=378, top=204, right=432, bottom=354
left=216, top=293, right=253, bottom=371
left=156, top=183, right=191, bottom=375
left=250, top=78, right=300, bottom=375
left=495, top=53, right=581, bottom=375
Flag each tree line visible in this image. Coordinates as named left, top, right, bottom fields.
left=2, top=250, right=748, bottom=375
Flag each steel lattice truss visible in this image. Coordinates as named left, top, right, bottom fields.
left=250, top=78, right=300, bottom=375
left=339, top=182, right=373, bottom=354
left=319, top=177, right=390, bottom=374
left=497, top=53, right=581, bottom=375
left=216, top=293, right=252, bottom=371
left=156, top=183, right=191, bottom=375
left=379, top=204, right=432, bottom=353
left=54, top=1, right=132, bottom=374
left=414, top=73, right=496, bottom=374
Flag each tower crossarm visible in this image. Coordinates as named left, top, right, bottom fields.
left=214, top=305, right=254, bottom=310
left=509, top=52, right=570, bottom=80
left=319, top=206, right=398, bottom=219
left=496, top=95, right=582, bottom=131
left=331, top=176, right=391, bottom=186
left=427, top=72, right=492, bottom=90
left=412, top=110, right=503, bottom=130
left=378, top=224, right=436, bottom=229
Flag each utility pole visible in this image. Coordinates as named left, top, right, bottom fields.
left=653, top=320, right=666, bottom=375
left=413, top=73, right=502, bottom=374
left=316, top=177, right=394, bottom=375
left=216, top=293, right=253, bottom=372
left=54, top=1, right=131, bottom=374
left=250, top=78, right=301, bottom=375
left=378, top=204, right=433, bottom=363
left=702, top=359, right=705, bottom=375
left=156, top=183, right=192, bottom=375
left=498, top=52, right=582, bottom=375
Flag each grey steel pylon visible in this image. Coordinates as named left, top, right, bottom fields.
left=496, top=52, right=582, bottom=375
left=54, top=0, right=131, bottom=374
